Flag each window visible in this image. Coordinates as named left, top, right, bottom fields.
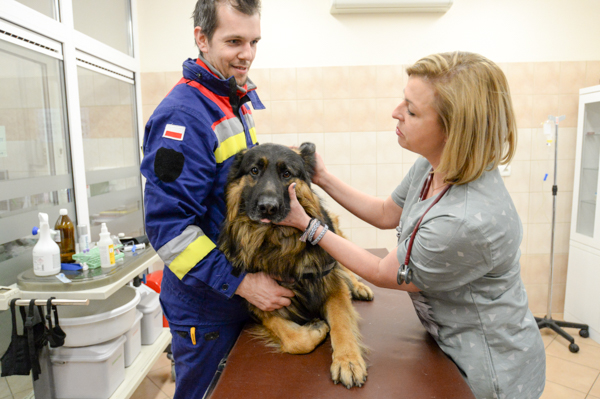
left=15, top=0, right=58, bottom=19
left=73, top=0, right=134, bottom=56
left=77, top=63, right=143, bottom=239
left=0, top=36, right=75, bottom=286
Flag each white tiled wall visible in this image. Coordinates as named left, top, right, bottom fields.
left=141, top=61, right=600, bottom=314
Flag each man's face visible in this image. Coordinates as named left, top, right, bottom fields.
left=195, top=3, right=261, bottom=86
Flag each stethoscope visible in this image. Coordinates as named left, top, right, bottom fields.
left=397, top=170, right=451, bottom=285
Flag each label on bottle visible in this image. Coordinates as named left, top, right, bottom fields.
left=109, top=244, right=115, bottom=265
left=99, top=244, right=116, bottom=267
left=33, top=253, right=60, bottom=275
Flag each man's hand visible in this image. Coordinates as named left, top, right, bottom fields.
left=235, top=272, right=295, bottom=311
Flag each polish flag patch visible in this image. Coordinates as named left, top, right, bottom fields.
left=163, top=124, right=186, bottom=141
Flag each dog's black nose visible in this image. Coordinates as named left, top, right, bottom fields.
left=258, top=197, right=279, bottom=216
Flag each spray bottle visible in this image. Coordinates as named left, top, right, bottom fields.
left=33, top=213, right=61, bottom=276
left=98, top=223, right=115, bottom=268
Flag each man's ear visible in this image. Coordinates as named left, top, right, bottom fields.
left=299, top=142, right=316, bottom=180
left=194, top=26, right=209, bottom=54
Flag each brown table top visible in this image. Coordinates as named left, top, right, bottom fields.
left=208, top=249, right=475, bottom=399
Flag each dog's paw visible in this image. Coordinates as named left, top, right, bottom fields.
left=307, top=319, right=330, bottom=334
left=280, top=320, right=329, bottom=354
left=351, top=281, right=374, bottom=301
left=330, top=353, right=368, bottom=389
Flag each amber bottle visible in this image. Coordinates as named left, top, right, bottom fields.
left=54, top=209, right=76, bottom=263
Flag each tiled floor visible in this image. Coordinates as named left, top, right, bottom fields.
left=2, top=315, right=599, bottom=399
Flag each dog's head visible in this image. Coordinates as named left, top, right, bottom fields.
left=226, top=142, right=317, bottom=223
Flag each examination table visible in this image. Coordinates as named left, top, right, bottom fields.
left=206, top=249, right=475, bottom=399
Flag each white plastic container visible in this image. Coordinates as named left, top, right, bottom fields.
left=123, top=311, right=143, bottom=367
left=32, top=212, right=61, bottom=276
left=98, top=222, right=115, bottom=268
left=50, top=335, right=126, bottom=399
left=137, top=286, right=163, bottom=345
left=59, top=286, right=141, bottom=347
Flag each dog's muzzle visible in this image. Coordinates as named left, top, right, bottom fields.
left=257, top=196, right=280, bottom=217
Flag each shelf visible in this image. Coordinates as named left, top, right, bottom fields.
left=580, top=199, right=597, bottom=206
left=110, top=329, right=172, bottom=399
left=0, top=251, right=162, bottom=310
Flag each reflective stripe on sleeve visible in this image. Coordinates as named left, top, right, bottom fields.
left=157, top=225, right=216, bottom=280
left=214, top=132, right=247, bottom=163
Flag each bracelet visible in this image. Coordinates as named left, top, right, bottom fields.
left=299, top=218, right=316, bottom=242
left=307, top=219, right=321, bottom=242
left=310, top=224, right=328, bottom=245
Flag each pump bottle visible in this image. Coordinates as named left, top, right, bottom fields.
left=98, top=223, right=115, bottom=268
left=33, top=213, right=61, bottom=276
left=55, top=209, right=75, bottom=263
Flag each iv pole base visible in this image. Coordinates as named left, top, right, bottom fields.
left=535, top=316, right=589, bottom=353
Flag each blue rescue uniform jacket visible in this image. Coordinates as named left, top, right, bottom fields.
left=141, top=58, right=264, bottom=327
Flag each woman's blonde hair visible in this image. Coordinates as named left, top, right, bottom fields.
left=406, top=52, right=516, bottom=185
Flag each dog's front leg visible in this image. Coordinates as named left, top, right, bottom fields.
left=338, top=264, right=374, bottom=301
left=262, top=316, right=329, bottom=354
left=324, top=285, right=367, bottom=388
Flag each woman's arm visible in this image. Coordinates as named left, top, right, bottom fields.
left=280, top=183, right=419, bottom=292
left=312, top=152, right=402, bottom=229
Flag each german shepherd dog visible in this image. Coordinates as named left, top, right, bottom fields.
left=219, top=142, right=373, bottom=388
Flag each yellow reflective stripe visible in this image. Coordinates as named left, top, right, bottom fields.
left=191, top=327, right=196, bottom=345
left=214, top=131, right=247, bottom=163
left=249, top=127, right=257, bottom=144
left=169, top=235, right=216, bottom=280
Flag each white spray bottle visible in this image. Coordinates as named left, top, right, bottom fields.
left=33, top=212, right=61, bottom=276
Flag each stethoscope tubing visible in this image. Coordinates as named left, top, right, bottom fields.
left=397, top=171, right=451, bottom=285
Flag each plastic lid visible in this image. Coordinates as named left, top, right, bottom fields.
left=101, top=223, right=108, bottom=234
left=118, top=233, right=125, bottom=238
left=78, top=225, right=87, bottom=234
left=50, top=335, right=126, bottom=363
left=137, top=290, right=160, bottom=313
left=60, top=209, right=68, bottom=215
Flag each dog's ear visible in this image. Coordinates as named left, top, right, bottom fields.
left=228, top=149, right=248, bottom=182
left=299, top=142, right=316, bottom=180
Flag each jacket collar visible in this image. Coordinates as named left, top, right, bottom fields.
left=182, top=58, right=262, bottom=101
left=182, top=58, right=264, bottom=111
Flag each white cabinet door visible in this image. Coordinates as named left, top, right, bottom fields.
left=571, top=86, right=600, bottom=249
left=564, top=241, right=600, bottom=343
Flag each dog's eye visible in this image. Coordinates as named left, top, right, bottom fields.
left=282, top=170, right=291, bottom=179
left=250, top=167, right=259, bottom=176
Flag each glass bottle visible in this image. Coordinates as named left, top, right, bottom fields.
left=54, top=209, right=76, bottom=263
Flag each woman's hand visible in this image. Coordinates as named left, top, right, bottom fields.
left=277, top=183, right=311, bottom=231
left=311, top=151, right=328, bottom=187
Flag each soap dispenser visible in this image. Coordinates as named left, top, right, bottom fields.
left=33, top=212, right=61, bottom=276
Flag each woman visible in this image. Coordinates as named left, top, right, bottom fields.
left=278, top=52, right=546, bottom=398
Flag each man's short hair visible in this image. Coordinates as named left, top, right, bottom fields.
left=193, top=0, right=261, bottom=43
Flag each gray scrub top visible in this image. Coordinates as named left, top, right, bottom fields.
left=392, top=157, right=546, bottom=399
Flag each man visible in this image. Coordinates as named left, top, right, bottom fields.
left=140, top=1, right=294, bottom=397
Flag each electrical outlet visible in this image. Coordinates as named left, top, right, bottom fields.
left=499, top=164, right=511, bottom=177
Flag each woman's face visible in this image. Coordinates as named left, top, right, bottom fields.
left=392, top=76, right=447, bottom=167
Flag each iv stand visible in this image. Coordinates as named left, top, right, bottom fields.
left=534, top=115, right=589, bottom=353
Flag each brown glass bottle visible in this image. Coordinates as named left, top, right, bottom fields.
left=55, top=209, right=76, bottom=263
